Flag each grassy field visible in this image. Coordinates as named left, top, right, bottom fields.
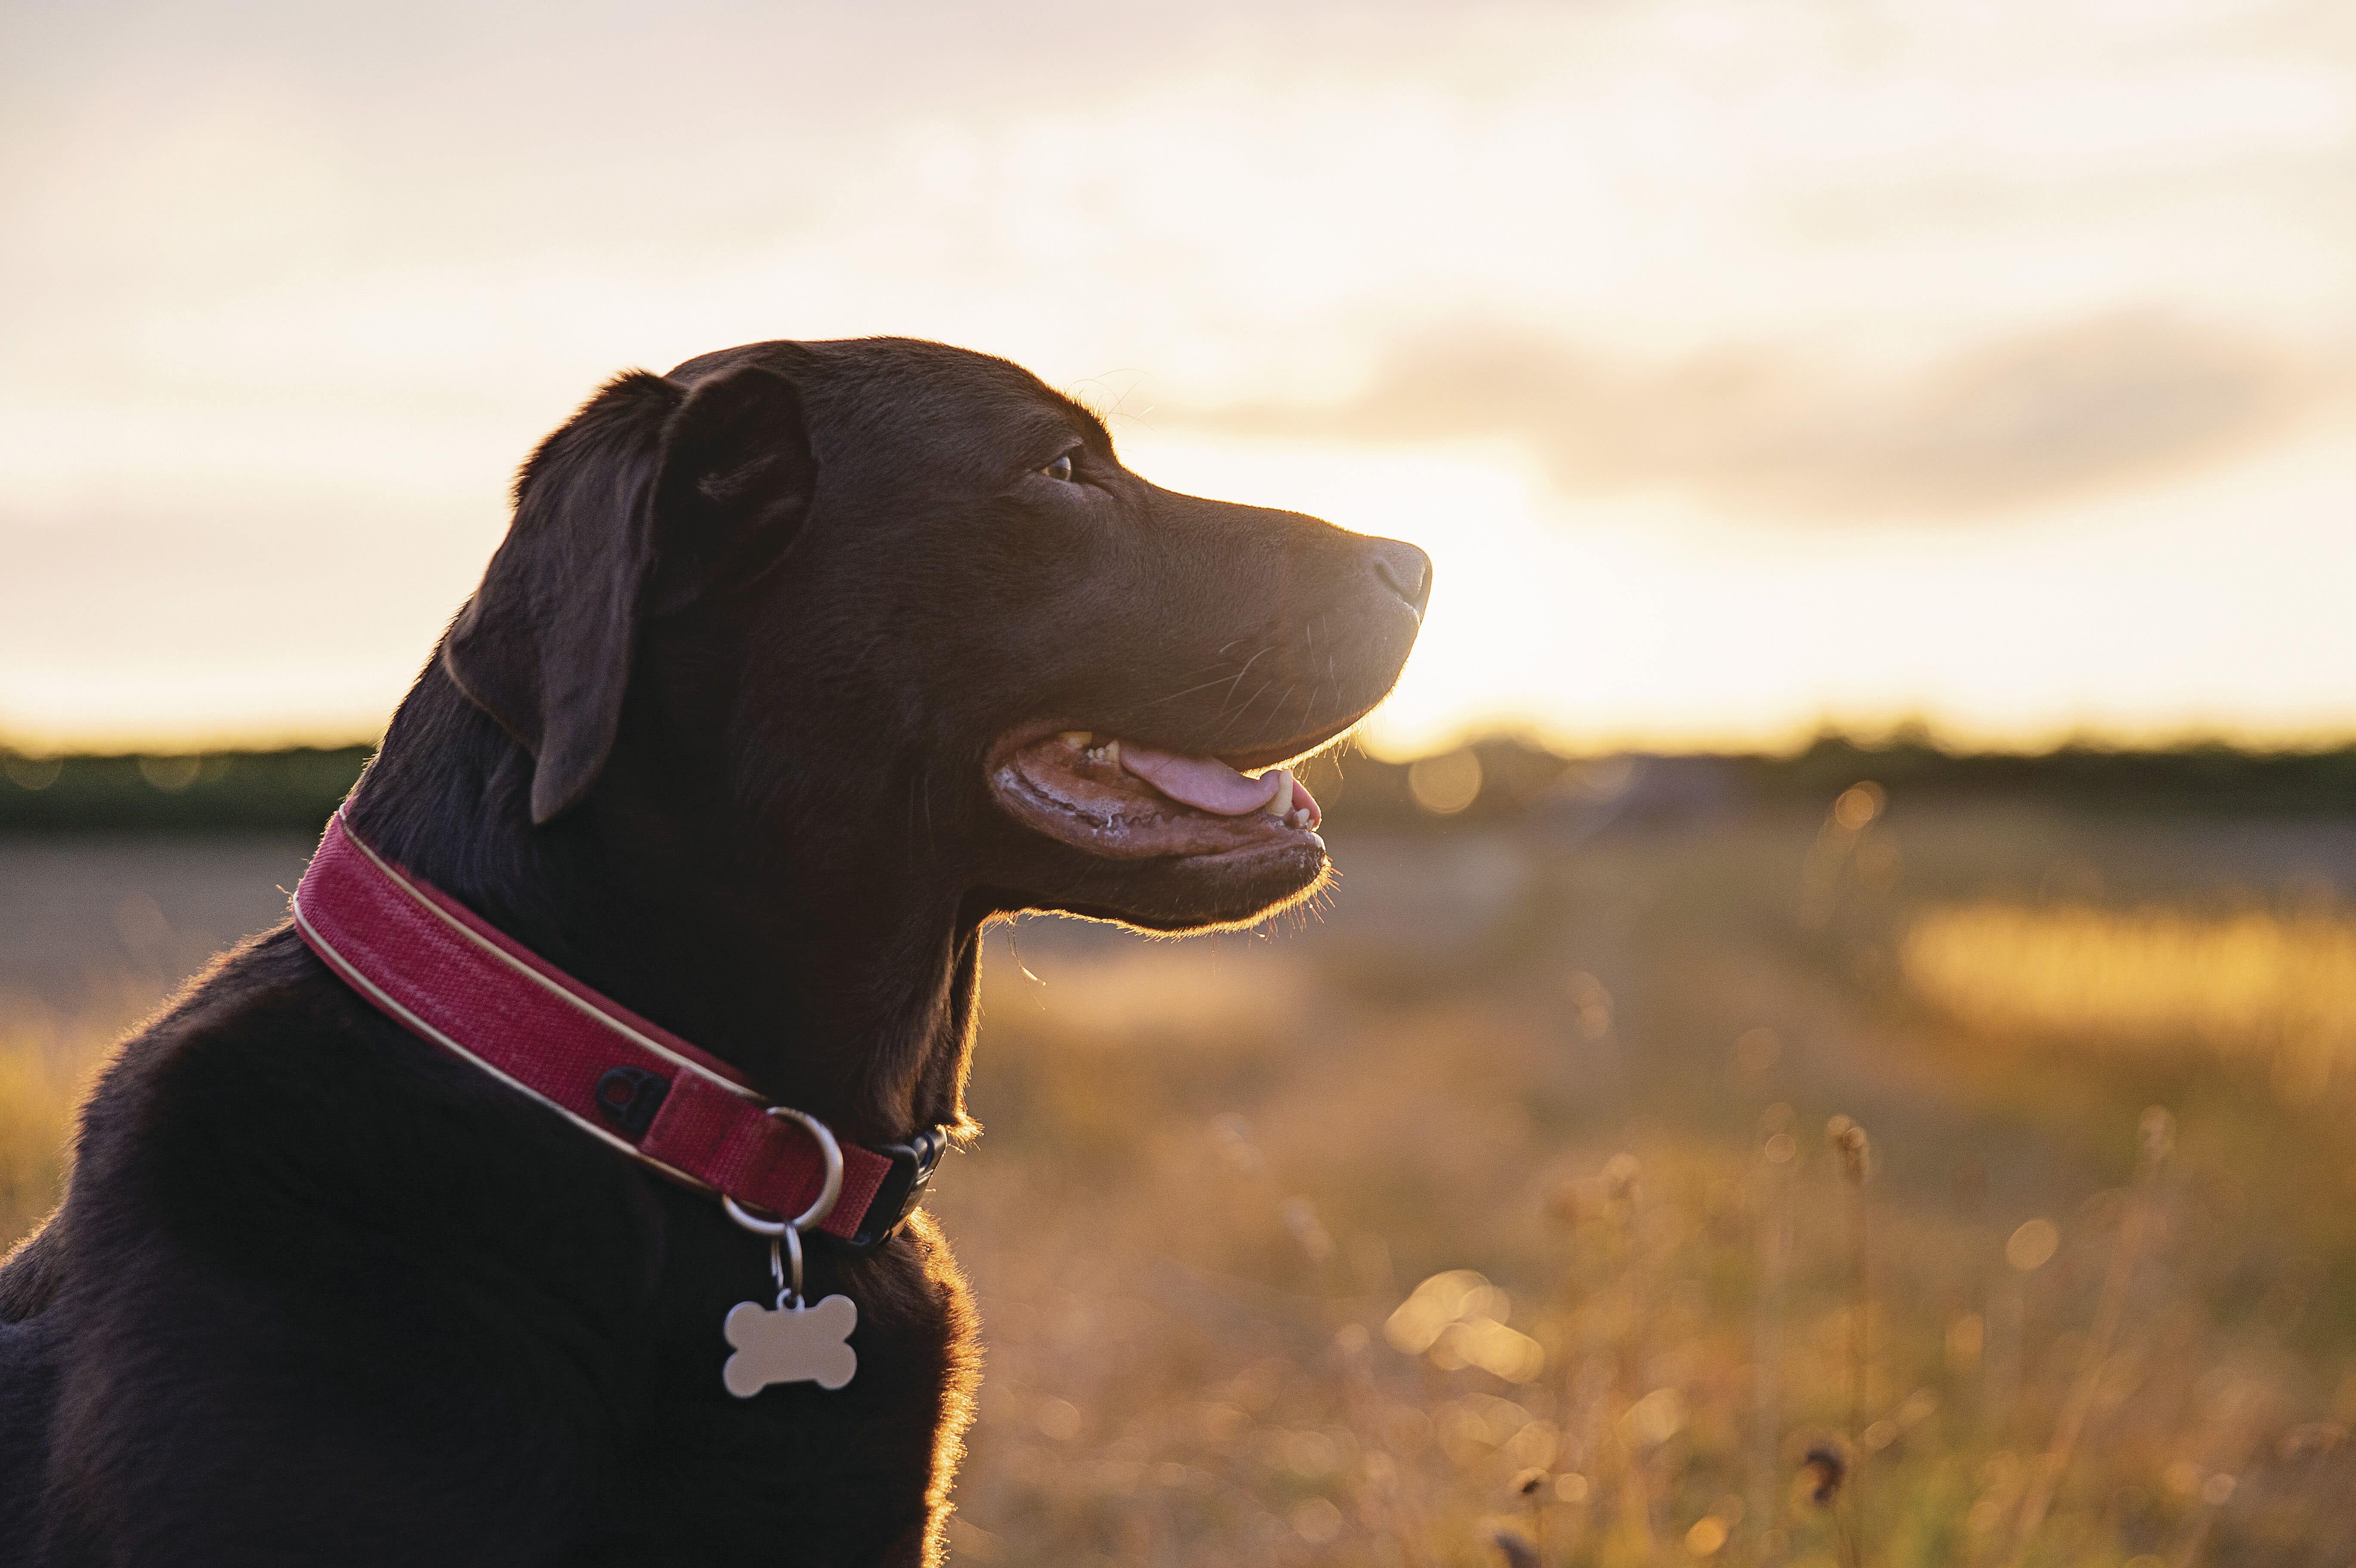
left=6, top=788, right=2356, bottom=1566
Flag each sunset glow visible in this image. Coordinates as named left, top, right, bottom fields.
left=3, top=0, right=2350, bottom=753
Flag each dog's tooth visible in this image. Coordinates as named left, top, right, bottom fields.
left=1059, top=730, right=1092, bottom=748
left=1264, top=768, right=1293, bottom=818
left=1100, top=739, right=1120, bottom=767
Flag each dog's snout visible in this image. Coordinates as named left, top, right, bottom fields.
left=1368, top=539, right=1433, bottom=617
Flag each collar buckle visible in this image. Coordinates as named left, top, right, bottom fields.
left=826, top=1128, right=949, bottom=1254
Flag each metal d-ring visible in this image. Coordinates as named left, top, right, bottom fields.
left=721, top=1105, right=845, bottom=1240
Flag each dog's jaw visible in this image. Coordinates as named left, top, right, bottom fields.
left=988, top=730, right=1323, bottom=857
left=980, top=722, right=1359, bottom=931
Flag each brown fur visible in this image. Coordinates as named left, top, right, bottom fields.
left=0, top=337, right=1426, bottom=1565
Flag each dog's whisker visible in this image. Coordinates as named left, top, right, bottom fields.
left=1218, top=646, right=1274, bottom=706
left=1210, top=680, right=1278, bottom=742
left=1139, top=665, right=1256, bottom=708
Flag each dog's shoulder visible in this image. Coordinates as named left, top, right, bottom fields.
left=70, top=927, right=399, bottom=1216
left=0, top=1223, right=61, bottom=1323
left=16, top=931, right=685, bottom=1564
left=65, top=926, right=663, bottom=1280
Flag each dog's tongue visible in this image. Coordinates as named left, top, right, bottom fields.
left=1121, top=742, right=1314, bottom=818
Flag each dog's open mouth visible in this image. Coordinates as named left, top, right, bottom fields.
left=988, top=727, right=1330, bottom=862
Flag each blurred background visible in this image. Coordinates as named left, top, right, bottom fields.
left=5, top=1, right=2356, bottom=1563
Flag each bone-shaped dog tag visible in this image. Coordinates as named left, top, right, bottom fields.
left=722, top=1295, right=858, bottom=1396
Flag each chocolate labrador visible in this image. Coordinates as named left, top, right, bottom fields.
left=0, top=337, right=1429, bottom=1566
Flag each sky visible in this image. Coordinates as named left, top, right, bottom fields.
left=2, top=0, right=2352, bottom=756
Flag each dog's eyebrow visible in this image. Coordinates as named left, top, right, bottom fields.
left=1043, top=395, right=1116, bottom=453
left=1000, top=405, right=1115, bottom=465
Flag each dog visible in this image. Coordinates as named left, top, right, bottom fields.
left=0, top=337, right=1429, bottom=1566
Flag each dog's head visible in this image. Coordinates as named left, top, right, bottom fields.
left=443, top=338, right=1429, bottom=933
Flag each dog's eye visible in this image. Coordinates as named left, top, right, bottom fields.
left=1039, top=453, right=1076, bottom=483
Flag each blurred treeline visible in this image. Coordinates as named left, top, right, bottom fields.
left=4, top=734, right=2353, bottom=833
left=0, top=747, right=375, bottom=832
left=1298, top=737, right=2356, bottom=829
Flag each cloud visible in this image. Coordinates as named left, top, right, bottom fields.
left=1196, top=313, right=2316, bottom=520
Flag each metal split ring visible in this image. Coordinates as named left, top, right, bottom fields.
left=721, top=1105, right=845, bottom=1239
left=768, top=1227, right=803, bottom=1311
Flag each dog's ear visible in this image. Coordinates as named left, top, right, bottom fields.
left=444, top=365, right=815, bottom=824
left=647, top=366, right=818, bottom=618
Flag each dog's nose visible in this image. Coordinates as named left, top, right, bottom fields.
left=1368, top=539, right=1433, bottom=617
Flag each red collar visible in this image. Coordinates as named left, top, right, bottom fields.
left=291, top=811, right=942, bottom=1252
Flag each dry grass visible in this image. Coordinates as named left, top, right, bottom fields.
left=0, top=1025, right=82, bottom=1244
left=1902, top=902, right=2356, bottom=1088
left=0, top=990, right=142, bottom=1245
left=8, top=802, right=2356, bottom=1565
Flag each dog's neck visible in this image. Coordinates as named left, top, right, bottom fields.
left=344, top=664, right=978, bottom=1147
